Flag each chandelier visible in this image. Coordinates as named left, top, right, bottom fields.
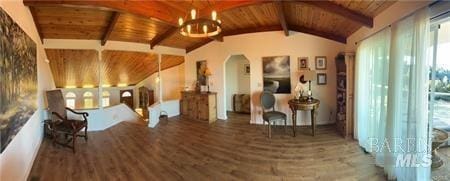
left=178, top=8, right=222, bottom=38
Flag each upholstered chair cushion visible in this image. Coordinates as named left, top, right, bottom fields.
left=263, top=111, right=287, bottom=121
left=46, top=90, right=67, bottom=119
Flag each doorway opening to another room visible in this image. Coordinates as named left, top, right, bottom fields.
left=224, top=55, right=251, bottom=122
left=120, top=89, right=134, bottom=109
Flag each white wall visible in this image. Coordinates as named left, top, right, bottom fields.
left=0, top=1, right=55, bottom=180
left=147, top=100, right=180, bottom=128
left=67, top=104, right=141, bottom=131
left=161, top=63, right=185, bottom=101
left=225, top=55, right=250, bottom=111
left=136, top=63, right=185, bottom=102
left=186, top=31, right=345, bottom=125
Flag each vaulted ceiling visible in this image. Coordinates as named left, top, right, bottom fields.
left=26, top=0, right=395, bottom=53
left=46, top=49, right=184, bottom=88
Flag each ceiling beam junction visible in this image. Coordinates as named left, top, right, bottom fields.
left=186, top=39, right=214, bottom=53
left=150, top=27, right=179, bottom=49
left=101, top=12, right=121, bottom=46
left=299, top=1, right=373, bottom=28
left=275, top=2, right=289, bottom=36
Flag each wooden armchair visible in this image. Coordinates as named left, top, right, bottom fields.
left=46, top=90, right=89, bottom=153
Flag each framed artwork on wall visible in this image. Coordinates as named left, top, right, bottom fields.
left=315, top=56, right=327, bottom=70
left=298, top=57, right=309, bottom=70
left=196, top=60, right=207, bottom=85
left=262, top=56, right=291, bottom=94
left=317, top=73, right=327, bottom=85
left=244, top=64, right=250, bottom=75
left=0, top=8, right=38, bottom=153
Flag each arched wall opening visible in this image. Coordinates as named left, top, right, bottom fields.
left=223, top=54, right=251, bottom=120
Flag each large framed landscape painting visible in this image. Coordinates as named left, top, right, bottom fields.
left=262, top=56, right=291, bottom=94
left=0, top=8, right=37, bottom=153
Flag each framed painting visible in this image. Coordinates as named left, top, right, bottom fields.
left=315, top=56, right=327, bottom=70
left=196, top=60, right=207, bottom=85
left=0, top=7, right=37, bottom=153
left=298, top=57, right=309, bottom=70
left=317, top=73, right=327, bottom=85
left=244, top=64, right=250, bottom=75
left=262, top=56, right=291, bottom=94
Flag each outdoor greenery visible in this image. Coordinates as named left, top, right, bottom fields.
left=431, top=68, right=450, bottom=101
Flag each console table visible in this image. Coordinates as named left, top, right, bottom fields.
left=288, top=98, right=320, bottom=136
left=180, top=91, right=217, bottom=123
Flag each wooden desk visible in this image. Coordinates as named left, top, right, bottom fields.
left=288, top=98, right=320, bottom=136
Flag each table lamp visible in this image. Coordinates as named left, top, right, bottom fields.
left=299, top=70, right=316, bottom=101
left=204, top=67, right=212, bottom=93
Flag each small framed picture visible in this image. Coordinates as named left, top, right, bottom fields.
left=244, top=64, right=250, bottom=75
left=317, top=73, right=327, bottom=85
left=315, top=56, right=327, bottom=70
left=298, top=57, right=309, bottom=70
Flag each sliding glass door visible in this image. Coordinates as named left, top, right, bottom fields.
left=429, top=20, right=450, bottom=134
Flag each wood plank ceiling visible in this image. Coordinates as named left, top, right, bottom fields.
left=26, top=0, right=395, bottom=52
left=46, top=49, right=184, bottom=88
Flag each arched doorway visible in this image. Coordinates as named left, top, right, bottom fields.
left=120, top=89, right=134, bottom=108
left=224, top=55, right=251, bottom=120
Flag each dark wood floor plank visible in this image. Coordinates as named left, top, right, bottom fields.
left=28, top=113, right=385, bottom=180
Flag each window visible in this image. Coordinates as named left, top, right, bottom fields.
left=121, top=91, right=132, bottom=97
left=102, top=91, right=110, bottom=107
left=430, top=20, right=450, bottom=131
left=65, top=92, right=76, bottom=109
left=83, top=91, right=94, bottom=108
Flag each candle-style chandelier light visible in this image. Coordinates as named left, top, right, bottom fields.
left=178, top=7, right=222, bottom=38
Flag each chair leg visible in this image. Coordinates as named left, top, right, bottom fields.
left=284, top=119, right=287, bottom=133
left=84, top=126, right=88, bottom=141
left=72, top=132, right=76, bottom=153
left=52, top=131, right=57, bottom=146
left=268, top=121, right=272, bottom=139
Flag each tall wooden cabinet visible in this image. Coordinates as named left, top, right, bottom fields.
left=180, top=91, right=217, bottom=123
left=138, top=86, right=154, bottom=118
left=335, top=53, right=355, bottom=139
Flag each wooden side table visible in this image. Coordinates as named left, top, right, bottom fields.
left=288, top=98, right=320, bottom=136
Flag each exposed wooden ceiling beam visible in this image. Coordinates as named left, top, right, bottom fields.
left=275, top=2, right=289, bottom=36
left=290, top=25, right=346, bottom=43
left=23, top=0, right=184, bottom=26
left=101, top=12, right=120, bottom=46
left=24, top=0, right=269, bottom=45
left=300, top=1, right=373, bottom=28
left=186, top=39, right=214, bottom=53
left=185, top=24, right=346, bottom=53
left=177, top=0, right=270, bottom=41
left=186, top=25, right=282, bottom=53
left=150, top=27, right=178, bottom=49
left=28, top=7, right=44, bottom=44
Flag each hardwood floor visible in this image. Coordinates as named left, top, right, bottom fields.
left=29, top=113, right=385, bottom=180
